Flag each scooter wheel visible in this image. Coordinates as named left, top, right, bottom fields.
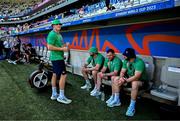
left=29, top=70, right=48, bottom=89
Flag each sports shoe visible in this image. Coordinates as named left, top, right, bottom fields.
left=90, top=90, right=101, bottom=97
left=126, top=106, right=135, bottom=117
left=87, top=83, right=91, bottom=89
left=106, top=95, right=114, bottom=104
left=81, top=83, right=91, bottom=90
left=90, top=88, right=96, bottom=94
left=57, top=96, right=72, bottom=104
left=8, top=60, right=13, bottom=64
left=81, top=84, right=87, bottom=89
left=50, top=94, right=59, bottom=100
left=12, top=61, right=17, bottom=65
left=90, top=89, right=96, bottom=96
left=107, top=100, right=121, bottom=107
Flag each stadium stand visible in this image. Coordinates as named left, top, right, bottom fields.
left=0, top=0, right=42, bottom=20
left=0, top=0, right=163, bottom=27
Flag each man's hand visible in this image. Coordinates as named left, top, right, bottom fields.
left=82, top=67, right=89, bottom=72
left=61, top=47, right=68, bottom=51
left=99, top=72, right=104, bottom=78
left=66, top=42, right=70, bottom=47
left=118, top=77, right=126, bottom=85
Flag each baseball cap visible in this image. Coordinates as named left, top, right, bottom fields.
left=52, top=19, right=62, bottom=25
left=123, top=48, right=136, bottom=59
left=89, top=47, right=98, bottom=53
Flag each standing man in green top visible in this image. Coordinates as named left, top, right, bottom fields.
left=110, top=48, right=147, bottom=116
left=47, top=19, right=72, bottom=104
left=90, top=49, right=122, bottom=97
left=81, top=47, right=105, bottom=93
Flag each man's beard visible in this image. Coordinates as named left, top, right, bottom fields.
left=125, top=58, right=130, bottom=61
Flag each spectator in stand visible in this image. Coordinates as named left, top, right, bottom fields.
left=3, top=36, right=11, bottom=59
left=105, top=0, right=110, bottom=8
left=105, top=0, right=115, bottom=11
left=8, top=46, right=21, bottom=65
left=15, top=36, right=21, bottom=52
left=107, top=4, right=116, bottom=11
left=0, top=40, right=4, bottom=60
left=78, top=7, right=85, bottom=18
left=24, top=43, right=36, bottom=64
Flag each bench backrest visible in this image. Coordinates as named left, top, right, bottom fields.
left=137, top=55, right=155, bottom=81
left=161, top=58, right=180, bottom=88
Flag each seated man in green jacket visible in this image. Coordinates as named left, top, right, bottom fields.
left=110, top=48, right=147, bottom=117
left=81, top=47, right=105, bottom=93
left=90, top=48, right=122, bottom=97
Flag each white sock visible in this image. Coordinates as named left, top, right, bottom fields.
left=94, top=85, right=97, bottom=90
left=114, top=93, right=120, bottom=102
left=129, top=99, right=136, bottom=109
left=111, top=94, right=115, bottom=99
left=86, top=79, right=90, bottom=84
left=52, top=87, right=57, bottom=95
left=59, top=89, right=65, bottom=98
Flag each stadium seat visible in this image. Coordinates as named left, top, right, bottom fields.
left=151, top=58, right=180, bottom=102
left=40, top=47, right=47, bottom=60
left=38, top=46, right=44, bottom=57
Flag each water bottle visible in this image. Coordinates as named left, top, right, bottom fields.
left=101, top=84, right=105, bottom=101
left=101, top=92, right=105, bottom=101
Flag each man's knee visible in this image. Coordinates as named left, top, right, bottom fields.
left=81, top=67, right=86, bottom=73
left=61, top=73, right=67, bottom=78
left=92, top=70, right=98, bottom=76
left=61, top=70, right=67, bottom=75
left=111, top=76, right=116, bottom=81
left=52, top=73, right=56, bottom=77
left=81, top=67, right=85, bottom=72
left=112, top=76, right=119, bottom=85
left=131, top=81, right=141, bottom=91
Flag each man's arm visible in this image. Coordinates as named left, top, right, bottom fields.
left=87, top=64, right=100, bottom=71
left=83, top=63, right=89, bottom=68
left=47, top=44, right=68, bottom=51
left=100, top=67, right=107, bottom=73
left=125, top=60, right=144, bottom=83
left=125, top=71, right=142, bottom=83
left=120, top=68, right=126, bottom=78
left=104, top=70, right=118, bottom=77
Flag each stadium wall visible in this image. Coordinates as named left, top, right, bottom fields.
left=18, top=19, right=180, bottom=82
left=19, top=19, right=180, bottom=58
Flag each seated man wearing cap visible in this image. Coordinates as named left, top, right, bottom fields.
left=47, top=19, right=72, bottom=104
left=81, top=47, right=105, bottom=92
left=109, top=48, right=147, bottom=117
left=90, top=48, right=122, bottom=97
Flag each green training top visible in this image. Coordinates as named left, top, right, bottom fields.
left=47, top=30, right=64, bottom=61
left=86, top=53, right=104, bottom=68
left=122, top=57, right=147, bottom=81
left=103, top=56, right=122, bottom=73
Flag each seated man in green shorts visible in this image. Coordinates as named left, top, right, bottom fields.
left=90, top=48, right=122, bottom=97
left=81, top=47, right=105, bottom=93
left=110, top=48, right=147, bottom=117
